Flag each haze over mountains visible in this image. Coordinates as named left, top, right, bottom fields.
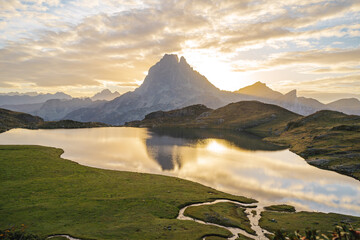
left=0, top=90, right=119, bottom=121
left=0, top=54, right=359, bottom=124
left=0, top=92, right=71, bottom=105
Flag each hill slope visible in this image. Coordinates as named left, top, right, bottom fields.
left=0, top=108, right=108, bottom=133
left=267, top=110, right=360, bottom=180
left=127, top=101, right=301, bottom=137
left=0, top=108, right=43, bottom=132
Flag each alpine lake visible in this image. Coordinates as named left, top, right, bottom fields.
left=1, top=127, right=359, bottom=217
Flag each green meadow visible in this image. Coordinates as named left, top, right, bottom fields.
left=0, top=145, right=255, bottom=240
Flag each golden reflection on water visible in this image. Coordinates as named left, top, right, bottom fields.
left=0, top=127, right=360, bottom=216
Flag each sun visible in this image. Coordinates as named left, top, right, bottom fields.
left=179, top=50, right=254, bottom=91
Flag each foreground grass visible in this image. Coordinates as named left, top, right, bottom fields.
left=184, top=202, right=255, bottom=235
left=0, top=145, right=255, bottom=240
left=259, top=210, right=360, bottom=237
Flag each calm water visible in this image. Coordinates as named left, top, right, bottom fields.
left=1, top=127, right=360, bottom=216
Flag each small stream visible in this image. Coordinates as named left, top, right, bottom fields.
left=47, top=234, right=83, bottom=240
left=177, top=199, right=273, bottom=240
left=48, top=199, right=278, bottom=240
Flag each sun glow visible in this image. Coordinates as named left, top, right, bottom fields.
left=205, top=140, right=227, bottom=153
left=180, top=51, right=255, bottom=91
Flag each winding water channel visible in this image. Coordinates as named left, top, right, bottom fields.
left=177, top=199, right=271, bottom=240
left=46, top=199, right=275, bottom=240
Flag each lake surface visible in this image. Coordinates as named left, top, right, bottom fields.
left=1, top=127, right=360, bottom=216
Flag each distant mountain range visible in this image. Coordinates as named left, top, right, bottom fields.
left=0, top=89, right=119, bottom=121
left=0, top=54, right=359, bottom=124
left=236, top=82, right=360, bottom=116
left=1, top=98, right=105, bottom=121
left=0, top=92, right=72, bottom=105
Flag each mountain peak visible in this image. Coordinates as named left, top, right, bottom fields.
left=179, top=56, right=187, bottom=64
left=91, top=89, right=120, bottom=101
left=100, top=89, right=112, bottom=94
left=136, top=54, right=218, bottom=95
left=236, top=81, right=283, bottom=100
left=285, top=89, right=297, bottom=98
left=253, top=81, right=267, bottom=87
left=159, top=54, right=179, bottom=64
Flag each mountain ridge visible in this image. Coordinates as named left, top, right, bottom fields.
left=0, top=92, right=72, bottom=106
left=126, top=100, right=301, bottom=137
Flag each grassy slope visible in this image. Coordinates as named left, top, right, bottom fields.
left=184, top=202, right=255, bottom=235
left=0, top=108, right=43, bottom=133
left=0, top=145, right=255, bottom=240
left=266, top=110, right=360, bottom=180
left=127, top=101, right=301, bottom=138
left=199, top=101, right=300, bottom=137
left=37, top=120, right=108, bottom=129
left=259, top=210, right=360, bottom=237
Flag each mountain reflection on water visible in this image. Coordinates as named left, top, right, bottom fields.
left=0, top=127, right=359, bottom=216
left=145, top=128, right=283, bottom=170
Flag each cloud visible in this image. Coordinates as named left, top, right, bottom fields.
left=0, top=0, right=359, bottom=96
left=0, top=81, right=16, bottom=88
left=267, top=48, right=360, bottom=67
left=312, top=67, right=360, bottom=73
left=291, top=74, right=360, bottom=95
left=234, top=47, right=360, bottom=72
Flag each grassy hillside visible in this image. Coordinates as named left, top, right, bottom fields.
left=0, top=108, right=108, bottom=133
left=266, top=110, right=360, bottom=180
left=0, top=108, right=43, bottom=132
left=0, top=145, right=255, bottom=240
left=126, top=101, right=301, bottom=137
left=126, top=104, right=212, bottom=128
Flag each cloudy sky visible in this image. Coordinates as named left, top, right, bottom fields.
left=0, top=0, right=359, bottom=102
